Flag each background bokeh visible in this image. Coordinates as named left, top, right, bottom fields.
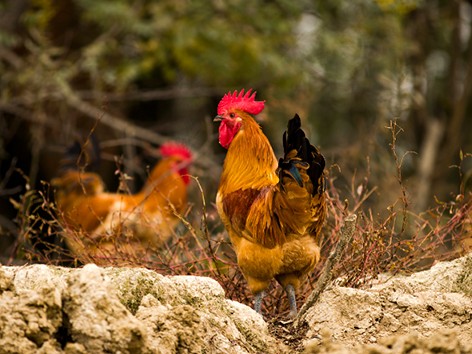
left=0, top=0, right=471, bottom=268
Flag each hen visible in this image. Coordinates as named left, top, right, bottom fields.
left=52, top=141, right=192, bottom=263
left=214, top=89, right=327, bottom=317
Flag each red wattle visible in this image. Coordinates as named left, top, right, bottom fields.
left=218, top=120, right=241, bottom=149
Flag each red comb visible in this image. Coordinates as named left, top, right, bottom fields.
left=159, top=142, right=192, bottom=160
left=217, top=88, right=265, bottom=116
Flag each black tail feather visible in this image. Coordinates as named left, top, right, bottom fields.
left=60, top=134, right=101, bottom=172
left=279, top=114, right=325, bottom=195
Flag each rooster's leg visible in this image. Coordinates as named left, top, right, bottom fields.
left=254, top=291, right=265, bottom=314
left=285, top=284, right=297, bottom=318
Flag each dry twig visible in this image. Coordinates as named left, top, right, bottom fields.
left=296, top=213, right=357, bottom=326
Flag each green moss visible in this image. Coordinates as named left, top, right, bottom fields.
left=453, top=256, right=472, bottom=297
left=107, top=269, right=164, bottom=315
left=231, top=315, right=270, bottom=353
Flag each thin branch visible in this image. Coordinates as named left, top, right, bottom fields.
left=0, top=102, right=54, bottom=127
left=193, top=175, right=222, bottom=277
left=62, top=88, right=168, bottom=146
left=388, top=120, right=410, bottom=234
left=295, top=213, right=357, bottom=327
left=76, top=87, right=224, bottom=102
left=57, top=82, right=222, bottom=172
left=0, top=47, right=24, bottom=69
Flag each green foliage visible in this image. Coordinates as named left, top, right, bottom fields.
left=24, top=0, right=57, bottom=31
left=309, top=1, right=409, bottom=143
left=67, top=0, right=309, bottom=89
left=376, top=0, right=423, bottom=15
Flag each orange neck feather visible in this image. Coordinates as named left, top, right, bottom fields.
left=219, top=112, right=278, bottom=194
left=137, top=158, right=187, bottom=211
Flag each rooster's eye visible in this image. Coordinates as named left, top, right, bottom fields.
left=229, top=113, right=235, bottom=118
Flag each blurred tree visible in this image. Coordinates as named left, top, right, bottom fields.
left=0, top=0, right=471, bottom=264
left=0, top=0, right=313, bottom=174
left=306, top=0, right=472, bottom=211
left=0, top=0, right=312, bottom=183
left=0, top=0, right=313, bottom=260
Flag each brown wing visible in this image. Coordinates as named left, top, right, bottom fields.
left=221, top=183, right=325, bottom=249
left=220, top=114, right=326, bottom=249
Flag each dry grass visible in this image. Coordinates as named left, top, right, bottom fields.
left=3, top=120, right=471, bottom=321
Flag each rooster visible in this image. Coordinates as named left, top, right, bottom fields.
left=214, top=89, right=327, bottom=317
left=52, top=141, right=192, bottom=263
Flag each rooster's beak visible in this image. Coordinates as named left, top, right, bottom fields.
left=214, top=115, right=223, bottom=122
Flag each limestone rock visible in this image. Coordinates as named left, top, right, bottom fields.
left=303, top=254, right=472, bottom=352
left=0, top=254, right=471, bottom=353
left=0, top=264, right=285, bottom=354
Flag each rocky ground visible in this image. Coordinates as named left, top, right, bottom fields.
left=0, top=254, right=471, bottom=353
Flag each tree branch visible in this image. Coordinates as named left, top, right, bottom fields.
left=63, top=89, right=168, bottom=146
left=76, top=87, right=224, bottom=102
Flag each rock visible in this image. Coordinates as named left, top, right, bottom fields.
left=63, top=264, right=149, bottom=353
left=0, top=255, right=471, bottom=353
left=302, top=254, right=472, bottom=353
left=304, top=329, right=470, bottom=354
left=0, top=266, right=63, bottom=354
left=0, top=264, right=286, bottom=354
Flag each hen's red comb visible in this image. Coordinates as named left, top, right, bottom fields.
left=217, top=88, right=265, bottom=116
left=160, top=142, right=192, bottom=161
